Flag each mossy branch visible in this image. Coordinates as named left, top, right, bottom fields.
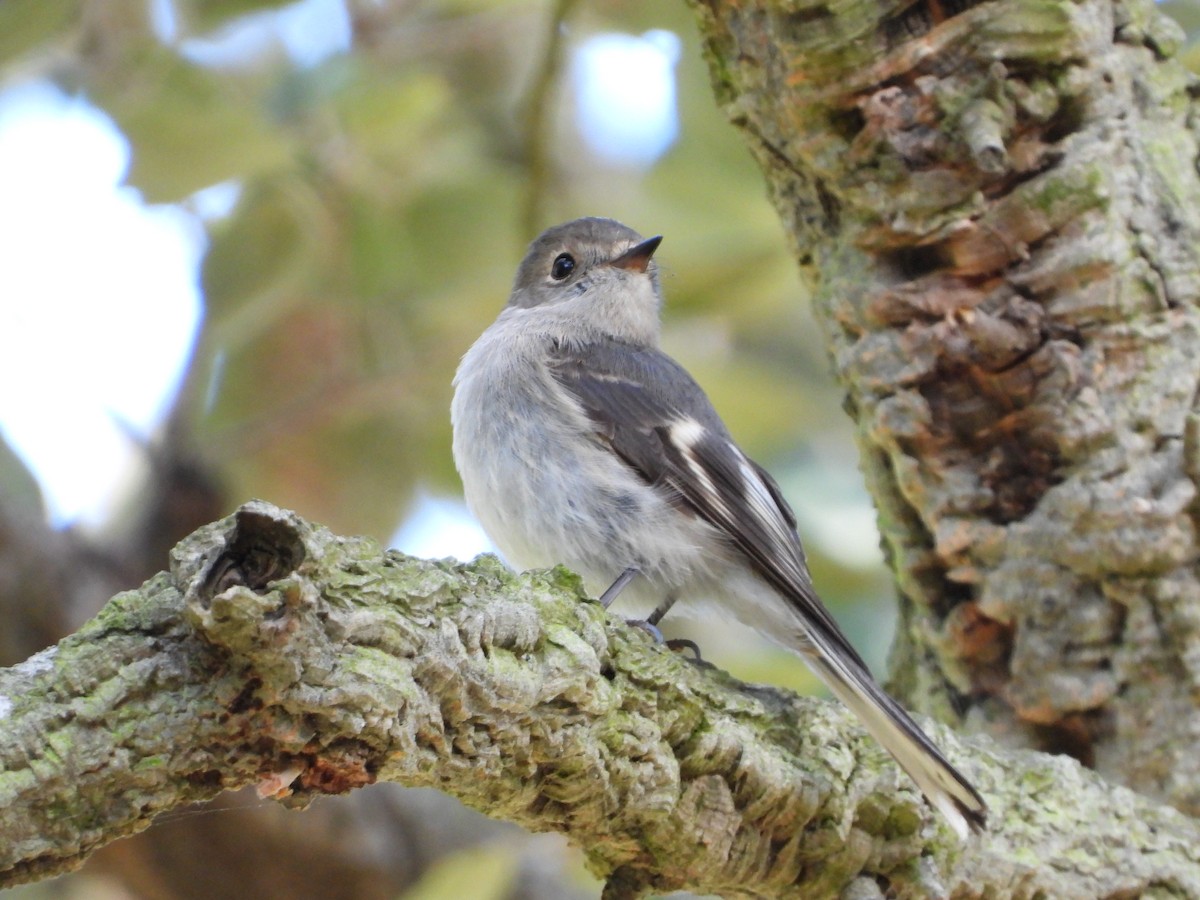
left=1, top=502, right=1198, bottom=898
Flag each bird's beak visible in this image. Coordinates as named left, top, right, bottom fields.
left=607, top=235, right=663, bottom=273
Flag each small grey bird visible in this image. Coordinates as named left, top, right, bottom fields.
left=451, top=217, right=986, bottom=837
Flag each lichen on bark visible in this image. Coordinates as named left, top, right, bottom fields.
left=5, top=503, right=1200, bottom=897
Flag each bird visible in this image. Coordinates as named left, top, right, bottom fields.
left=450, top=216, right=987, bottom=837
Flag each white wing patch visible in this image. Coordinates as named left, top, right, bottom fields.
left=668, top=416, right=706, bottom=447
left=667, top=418, right=721, bottom=504
left=736, top=454, right=796, bottom=551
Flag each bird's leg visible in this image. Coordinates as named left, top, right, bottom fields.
left=627, top=591, right=702, bottom=659
left=645, top=592, right=679, bottom=626
left=599, top=572, right=702, bottom=658
left=599, top=566, right=639, bottom=608
left=653, top=592, right=701, bottom=657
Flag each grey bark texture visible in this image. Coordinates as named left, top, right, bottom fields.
left=2, top=502, right=1200, bottom=899
left=687, top=0, right=1200, bottom=813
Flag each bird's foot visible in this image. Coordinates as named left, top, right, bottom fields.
left=623, top=618, right=702, bottom=659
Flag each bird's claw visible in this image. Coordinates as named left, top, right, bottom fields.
left=624, top=617, right=665, bottom=643
left=665, top=638, right=702, bottom=659
left=624, top=618, right=703, bottom=659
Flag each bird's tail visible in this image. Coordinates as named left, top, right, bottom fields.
left=806, top=645, right=987, bottom=839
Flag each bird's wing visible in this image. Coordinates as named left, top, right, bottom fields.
left=546, top=338, right=871, bottom=674
left=548, top=338, right=988, bottom=836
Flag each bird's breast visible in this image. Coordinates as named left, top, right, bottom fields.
left=450, top=329, right=713, bottom=594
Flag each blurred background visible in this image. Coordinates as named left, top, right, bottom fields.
left=14, top=0, right=1197, bottom=896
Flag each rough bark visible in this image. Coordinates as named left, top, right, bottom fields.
left=687, top=0, right=1200, bottom=812
left=2, top=502, right=1199, bottom=898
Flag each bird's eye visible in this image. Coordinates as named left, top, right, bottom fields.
left=550, top=253, right=575, bottom=280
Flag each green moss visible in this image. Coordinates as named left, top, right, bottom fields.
left=0, top=766, right=39, bottom=804
left=1022, top=162, right=1107, bottom=221
left=90, top=575, right=179, bottom=635
left=977, top=0, right=1077, bottom=62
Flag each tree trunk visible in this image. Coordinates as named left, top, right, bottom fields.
left=688, top=0, right=1200, bottom=813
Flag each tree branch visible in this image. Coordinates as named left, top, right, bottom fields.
left=519, top=0, right=579, bottom=242
left=2, top=502, right=1198, bottom=896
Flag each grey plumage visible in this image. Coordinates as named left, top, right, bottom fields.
left=451, top=217, right=987, bottom=837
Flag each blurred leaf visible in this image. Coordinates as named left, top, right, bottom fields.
left=96, top=50, right=293, bottom=201
left=183, top=0, right=298, bottom=32
left=716, top=640, right=825, bottom=696
left=334, top=68, right=451, bottom=167
left=1160, top=0, right=1200, bottom=44
left=202, top=177, right=323, bottom=325
left=432, top=0, right=528, bottom=11
left=0, top=432, right=45, bottom=520
left=345, top=192, right=416, bottom=301
left=1182, top=39, right=1200, bottom=74
left=399, top=844, right=518, bottom=900
left=0, top=0, right=75, bottom=65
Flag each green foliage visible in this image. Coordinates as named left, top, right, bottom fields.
left=3, top=0, right=891, bottom=707
left=0, top=433, right=44, bottom=520
left=0, top=0, right=74, bottom=66
left=188, top=0, right=298, bottom=31
left=99, top=50, right=295, bottom=202
left=398, top=845, right=520, bottom=900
